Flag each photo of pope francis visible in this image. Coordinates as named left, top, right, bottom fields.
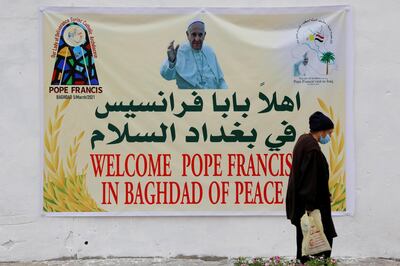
left=160, top=19, right=228, bottom=89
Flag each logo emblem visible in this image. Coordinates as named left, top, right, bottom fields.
left=51, top=22, right=99, bottom=85
left=293, top=19, right=336, bottom=79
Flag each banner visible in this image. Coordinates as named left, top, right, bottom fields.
left=41, top=6, right=353, bottom=215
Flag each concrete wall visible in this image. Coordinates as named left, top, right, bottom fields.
left=1, top=0, right=399, bottom=261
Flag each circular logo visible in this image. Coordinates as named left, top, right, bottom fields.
left=63, top=25, right=86, bottom=47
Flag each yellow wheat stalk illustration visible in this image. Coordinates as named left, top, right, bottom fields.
left=43, top=99, right=104, bottom=212
left=317, top=98, right=346, bottom=211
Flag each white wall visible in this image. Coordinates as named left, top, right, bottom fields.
left=1, top=0, right=400, bottom=261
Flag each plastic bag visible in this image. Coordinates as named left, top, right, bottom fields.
left=301, top=209, right=331, bottom=256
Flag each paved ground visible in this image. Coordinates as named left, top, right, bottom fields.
left=1, top=257, right=399, bottom=265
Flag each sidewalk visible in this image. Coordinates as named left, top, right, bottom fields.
left=1, top=257, right=400, bottom=266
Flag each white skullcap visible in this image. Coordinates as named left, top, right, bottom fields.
left=187, top=17, right=205, bottom=30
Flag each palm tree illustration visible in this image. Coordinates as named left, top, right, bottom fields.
left=320, top=51, right=335, bottom=75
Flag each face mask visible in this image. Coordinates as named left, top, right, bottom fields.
left=319, top=134, right=331, bottom=144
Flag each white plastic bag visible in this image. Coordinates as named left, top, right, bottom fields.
left=301, top=209, right=331, bottom=256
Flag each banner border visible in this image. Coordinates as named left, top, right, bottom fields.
left=40, top=5, right=352, bottom=15
left=43, top=211, right=349, bottom=217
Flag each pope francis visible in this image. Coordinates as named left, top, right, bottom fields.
left=160, top=19, right=228, bottom=89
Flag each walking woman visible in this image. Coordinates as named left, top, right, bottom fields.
left=286, top=111, right=337, bottom=264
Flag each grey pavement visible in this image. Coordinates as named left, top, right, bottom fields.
left=0, top=257, right=399, bottom=266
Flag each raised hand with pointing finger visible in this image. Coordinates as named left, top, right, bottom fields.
left=167, top=40, right=179, bottom=63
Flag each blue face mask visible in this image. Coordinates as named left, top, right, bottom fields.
left=319, top=134, right=331, bottom=144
